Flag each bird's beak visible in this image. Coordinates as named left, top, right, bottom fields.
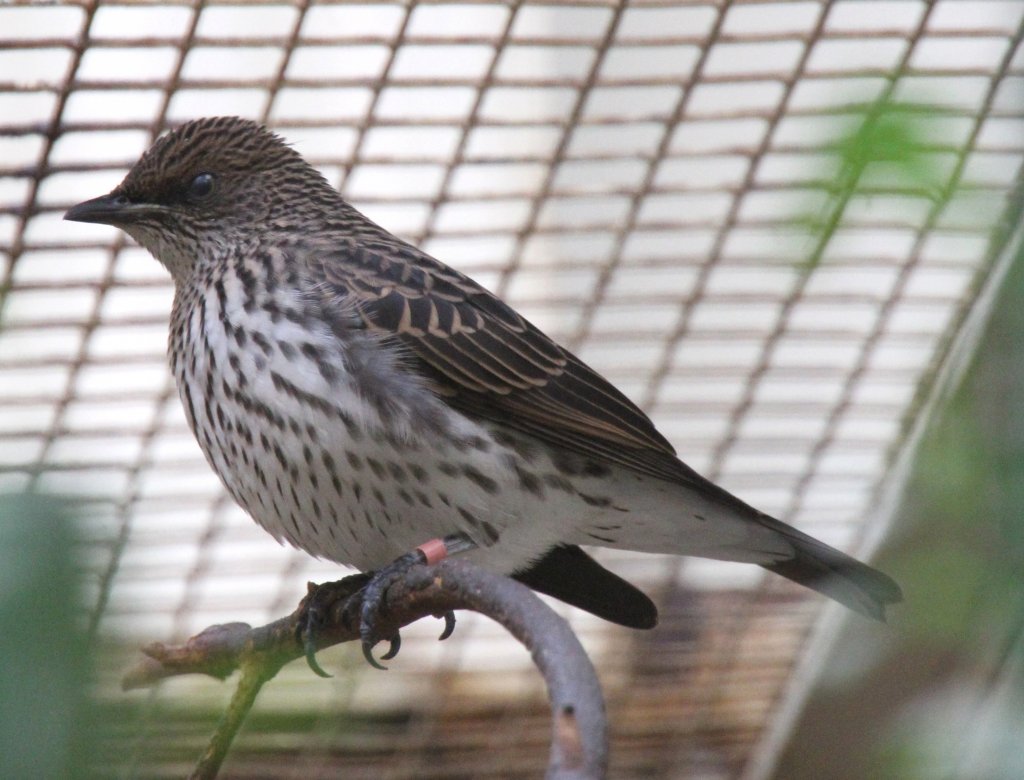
left=64, top=192, right=147, bottom=226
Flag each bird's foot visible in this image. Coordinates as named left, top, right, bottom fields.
left=359, top=549, right=458, bottom=670
left=297, top=573, right=369, bottom=678
left=359, top=534, right=476, bottom=670
left=299, top=535, right=472, bottom=674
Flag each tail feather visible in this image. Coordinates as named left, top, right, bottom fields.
left=513, top=544, right=658, bottom=629
left=513, top=522, right=900, bottom=627
left=757, top=514, right=902, bottom=620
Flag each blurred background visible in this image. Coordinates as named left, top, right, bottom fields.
left=0, top=1, right=1022, bottom=777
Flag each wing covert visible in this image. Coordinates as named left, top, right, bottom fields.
left=308, top=239, right=699, bottom=485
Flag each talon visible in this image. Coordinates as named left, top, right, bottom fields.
left=297, top=576, right=368, bottom=679
left=299, top=596, right=334, bottom=678
left=380, top=633, right=402, bottom=661
left=362, top=637, right=389, bottom=671
left=359, top=612, right=400, bottom=669
left=357, top=550, right=423, bottom=670
left=304, top=631, right=333, bottom=679
left=439, top=611, right=456, bottom=641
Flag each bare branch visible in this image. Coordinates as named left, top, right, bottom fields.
left=123, top=559, right=608, bottom=779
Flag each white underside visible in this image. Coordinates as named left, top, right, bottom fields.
left=172, top=277, right=791, bottom=575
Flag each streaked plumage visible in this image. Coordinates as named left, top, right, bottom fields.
left=65, top=117, right=901, bottom=628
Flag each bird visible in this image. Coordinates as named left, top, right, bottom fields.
left=65, top=116, right=901, bottom=659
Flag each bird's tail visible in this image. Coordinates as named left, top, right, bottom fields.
left=756, top=514, right=902, bottom=621
left=513, top=544, right=658, bottom=629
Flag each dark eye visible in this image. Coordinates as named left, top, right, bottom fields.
left=187, top=172, right=215, bottom=200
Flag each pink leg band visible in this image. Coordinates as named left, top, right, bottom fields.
left=417, top=538, right=448, bottom=566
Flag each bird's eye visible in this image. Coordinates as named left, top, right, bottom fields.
left=187, top=172, right=215, bottom=200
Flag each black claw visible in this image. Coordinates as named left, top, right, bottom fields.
left=439, top=611, right=456, bottom=641
left=297, top=575, right=369, bottom=678
left=380, top=633, right=402, bottom=661
left=304, top=632, right=333, bottom=679
left=360, top=632, right=400, bottom=669
left=300, top=597, right=334, bottom=678
left=360, top=589, right=397, bottom=670
left=362, top=638, right=389, bottom=670
left=358, top=550, right=425, bottom=671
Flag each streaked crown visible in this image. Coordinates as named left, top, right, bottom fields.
left=66, top=117, right=342, bottom=281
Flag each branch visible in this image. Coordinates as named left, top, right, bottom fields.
left=123, top=559, right=608, bottom=780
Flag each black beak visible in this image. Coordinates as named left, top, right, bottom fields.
left=64, top=192, right=141, bottom=226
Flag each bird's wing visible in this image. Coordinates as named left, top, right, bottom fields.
left=310, top=237, right=714, bottom=488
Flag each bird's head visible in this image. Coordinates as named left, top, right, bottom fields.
left=65, top=116, right=334, bottom=282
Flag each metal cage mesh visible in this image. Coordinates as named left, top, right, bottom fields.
left=1, top=1, right=1023, bottom=777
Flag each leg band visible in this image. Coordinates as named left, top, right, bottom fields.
left=417, top=538, right=449, bottom=566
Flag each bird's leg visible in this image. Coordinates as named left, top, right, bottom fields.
left=360, top=532, right=476, bottom=670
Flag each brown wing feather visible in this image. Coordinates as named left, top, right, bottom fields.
left=310, top=240, right=714, bottom=488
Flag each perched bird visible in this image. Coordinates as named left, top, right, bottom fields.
left=66, top=117, right=900, bottom=650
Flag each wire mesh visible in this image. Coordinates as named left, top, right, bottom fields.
left=1, top=1, right=1023, bottom=777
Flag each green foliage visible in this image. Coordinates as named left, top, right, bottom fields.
left=0, top=494, right=93, bottom=779
left=797, top=98, right=952, bottom=272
